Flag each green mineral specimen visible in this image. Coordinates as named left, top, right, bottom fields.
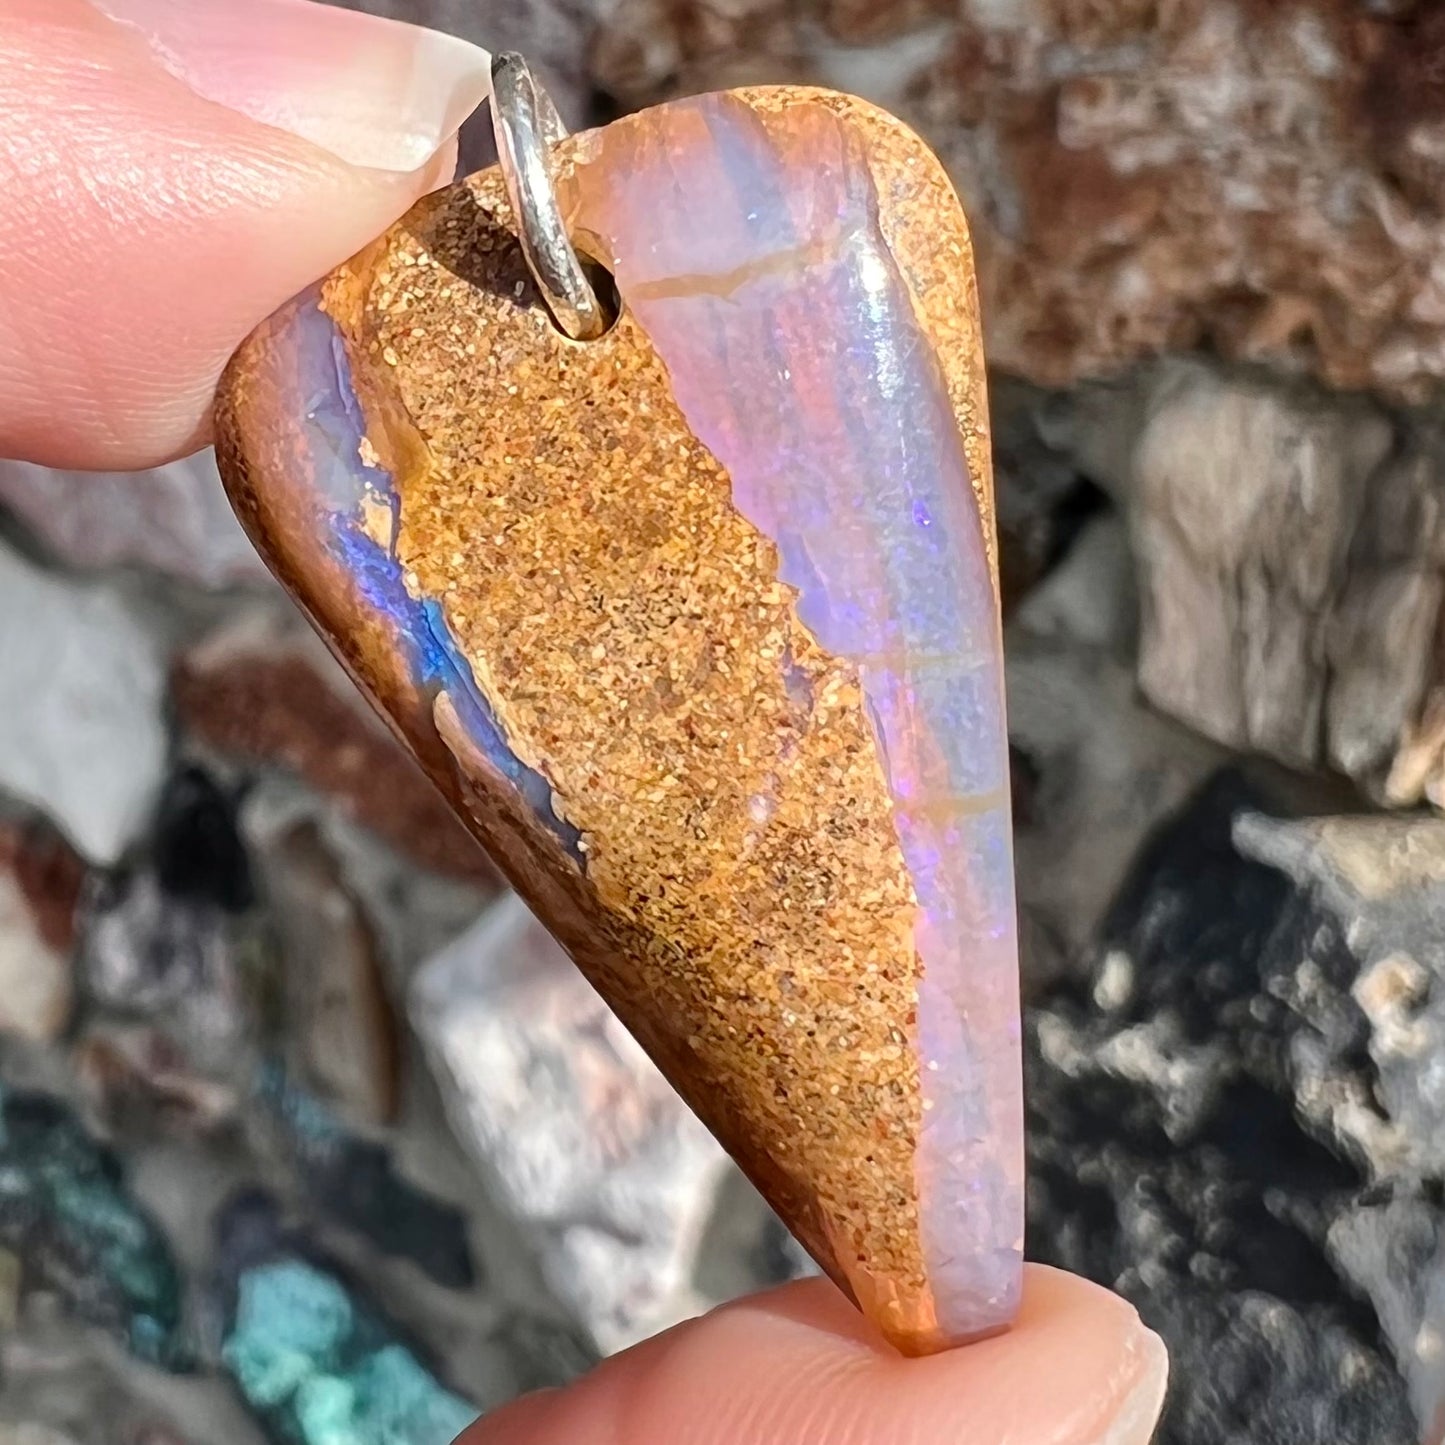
left=222, top=1257, right=477, bottom=1445
left=0, top=1088, right=184, bottom=1365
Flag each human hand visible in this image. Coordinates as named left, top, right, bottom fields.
left=0, top=2, right=1168, bottom=1440
left=465, top=1267, right=1166, bottom=1444
left=1, top=0, right=486, bottom=468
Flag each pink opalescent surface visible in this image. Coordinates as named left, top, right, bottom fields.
left=568, top=94, right=1022, bottom=1340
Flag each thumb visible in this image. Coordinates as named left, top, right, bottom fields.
left=468, top=1267, right=1169, bottom=1445
left=0, top=0, right=489, bottom=469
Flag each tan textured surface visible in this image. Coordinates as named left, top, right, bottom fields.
left=220, top=88, right=999, bottom=1352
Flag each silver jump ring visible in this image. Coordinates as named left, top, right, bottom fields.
left=490, top=53, right=607, bottom=342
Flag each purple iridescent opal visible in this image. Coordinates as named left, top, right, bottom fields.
left=567, top=93, right=1021, bottom=1343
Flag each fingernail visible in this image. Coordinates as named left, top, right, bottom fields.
left=89, top=0, right=491, bottom=172
left=1099, top=1321, right=1169, bottom=1444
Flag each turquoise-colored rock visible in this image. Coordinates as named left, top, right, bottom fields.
left=223, top=1258, right=477, bottom=1445
left=0, top=1089, right=184, bottom=1365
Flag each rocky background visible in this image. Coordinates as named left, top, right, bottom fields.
left=4, top=1, right=1445, bottom=1442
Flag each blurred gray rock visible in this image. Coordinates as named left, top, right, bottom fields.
left=73, top=1024, right=238, bottom=1138
left=1233, top=811, right=1445, bottom=1179
left=1011, top=512, right=1136, bottom=654
left=1068, top=358, right=1445, bottom=810
left=258, top=822, right=401, bottom=1130
left=1234, top=809, right=1445, bottom=1441
left=0, top=1312, right=262, bottom=1445
left=1005, top=525, right=1224, bottom=979
left=987, top=374, right=1107, bottom=608
left=691, top=1168, right=820, bottom=1305
left=1328, top=1189, right=1445, bottom=1445
left=237, top=772, right=495, bottom=981
left=80, top=771, right=258, bottom=1076
left=0, top=453, right=269, bottom=591
left=0, top=547, right=166, bottom=863
left=1027, top=771, right=1445, bottom=1443
left=1130, top=361, right=1399, bottom=769
left=411, top=893, right=728, bottom=1353
left=82, top=869, right=239, bottom=1033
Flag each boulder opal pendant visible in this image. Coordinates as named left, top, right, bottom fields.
left=214, top=68, right=1022, bottom=1356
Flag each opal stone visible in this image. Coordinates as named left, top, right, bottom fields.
left=215, top=86, right=1021, bottom=1355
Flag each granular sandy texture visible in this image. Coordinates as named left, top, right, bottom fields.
left=325, top=168, right=932, bottom=1338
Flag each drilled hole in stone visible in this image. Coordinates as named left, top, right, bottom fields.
left=550, top=249, right=621, bottom=341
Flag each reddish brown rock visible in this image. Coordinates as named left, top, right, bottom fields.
left=591, top=0, right=1445, bottom=399
left=171, top=609, right=498, bottom=885
left=0, top=821, right=85, bottom=1043
left=0, top=821, right=86, bottom=954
